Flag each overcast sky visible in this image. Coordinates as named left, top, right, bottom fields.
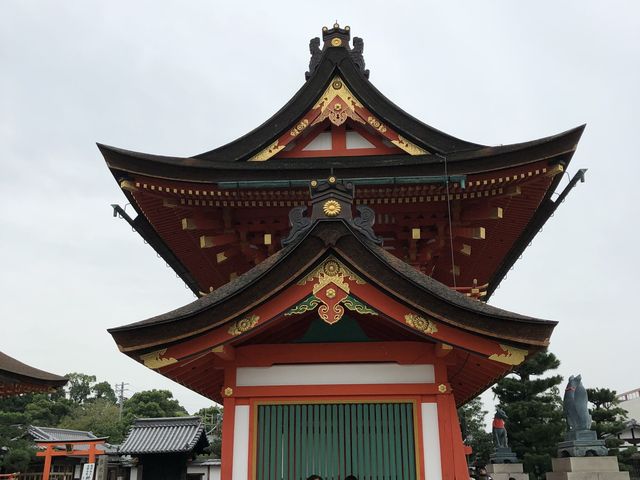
left=1, top=1, right=639, bottom=416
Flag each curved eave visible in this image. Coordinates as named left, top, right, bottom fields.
left=98, top=124, right=584, bottom=184
left=108, top=220, right=556, bottom=353
left=0, top=351, right=68, bottom=390
left=193, top=46, right=481, bottom=161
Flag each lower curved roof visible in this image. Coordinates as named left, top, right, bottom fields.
left=0, top=350, right=67, bottom=396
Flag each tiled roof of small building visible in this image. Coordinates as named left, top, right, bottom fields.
left=118, top=416, right=209, bottom=455
left=29, top=426, right=98, bottom=442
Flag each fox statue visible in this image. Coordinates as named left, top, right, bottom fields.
left=563, top=374, right=592, bottom=431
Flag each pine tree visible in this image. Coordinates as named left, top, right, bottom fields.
left=587, top=388, right=627, bottom=441
left=492, top=351, right=564, bottom=479
left=587, top=387, right=629, bottom=469
left=459, top=397, right=493, bottom=466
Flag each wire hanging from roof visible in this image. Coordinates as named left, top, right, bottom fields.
left=439, top=153, right=457, bottom=289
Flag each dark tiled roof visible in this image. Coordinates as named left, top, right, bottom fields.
left=118, top=417, right=209, bottom=455
left=0, top=351, right=67, bottom=385
left=29, top=426, right=97, bottom=442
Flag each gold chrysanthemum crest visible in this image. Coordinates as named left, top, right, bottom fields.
left=228, top=314, right=259, bottom=336
left=323, top=200, right=341, bottom=217
left=404, top=313, right=438, bottom=335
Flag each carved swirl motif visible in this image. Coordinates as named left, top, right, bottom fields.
left=342, top=296, right=378, bottom=316
left=404, top=313, right=438, bottom=335
left=319, top=302, right=344, bottom=323
left=227, top=314, right=260, bottom=336
left=285, top=296, right=321, bottom=316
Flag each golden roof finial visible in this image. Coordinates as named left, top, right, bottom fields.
left=334, top=21, right=340, bottom=29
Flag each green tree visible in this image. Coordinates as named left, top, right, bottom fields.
left=493, top=351, right=564, bottom=479
left=0, top=411, right=34, bottom=473
left=587, top=388, right=627, bottom=440
left=122, top=390, right=187, bottom=424
left=587, top=387, right=629, bottom=467
left=458, top=397, right=492, bottom=466
left=195, top=406, right=223, bottom=458
left=23, top=394, right=74, bottom=426
left=58, top=399, right=126, bottom=443
left=91, top=382, right=117, bottom=404
left=65, top=373, right=97, bottom=405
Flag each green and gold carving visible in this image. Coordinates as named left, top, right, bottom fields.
left=140, top=348, right=178, bottom=369
left=489, top=344, right=528, bottom=366
left=404, top=313, right=438, bottom=335
left=285, top=295, right=321, bottom=316
left=342, top=296, right=378, bottom=316
left=227, top=314, right=260, bottom=336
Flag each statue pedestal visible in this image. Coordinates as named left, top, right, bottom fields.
left=490, top=447, right=519, bottom=464
left=546, top=456, right=630, bottom=480
left=486, top=462, right=528, bottom=480
left=557, top=430, right=608, bottom=458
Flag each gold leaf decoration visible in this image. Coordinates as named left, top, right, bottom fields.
left=227, top=314, right=260, bottom=336
left=290, top=119, right=309, bottom=137
left=250, top=141, right=285, bottom=162
left=140, top=348, right=178, bottom=369
left=366, top=116, right=387, bottom=133
left=404, top=313, right=438, bottom=335
left=488, top=344, right=528, bottom=366
left=391, top=135, right=429, bottom=156
left=298, top=257, right=366, bottom=287
left=323, top=200, right=341, bottom=217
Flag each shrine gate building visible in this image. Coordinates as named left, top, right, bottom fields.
left=101, top=24, right=585, bottom=480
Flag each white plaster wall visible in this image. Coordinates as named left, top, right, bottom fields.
left=236, top=363, right=435, bottom=386
left=232, top=405, right=250, bottom=480
left=422, top=402, right=442, bottom=480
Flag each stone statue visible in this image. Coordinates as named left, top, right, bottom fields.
left=557, top=374, right=607, bottom=457
left=563, top=374, right=592, bottom=431
left=349, top=37, right=370, bottom=78
left=492, top=407, right=509, bottom=448
left=305, top=37, right=322, bottom=80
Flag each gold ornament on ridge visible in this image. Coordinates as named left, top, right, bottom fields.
left=323, top=200, right=341, bottom=217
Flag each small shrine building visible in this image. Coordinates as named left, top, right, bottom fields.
left=101, top=25, right=585, bottom=480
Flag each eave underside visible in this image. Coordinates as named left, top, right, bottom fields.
left=108, top=221, right=555, bottom=404
left=109, top=156, right=571, bottom=297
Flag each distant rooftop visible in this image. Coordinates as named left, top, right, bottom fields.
left=29, top=426, right=98, bottom=442
left=118, top=416, right=209, bottom=455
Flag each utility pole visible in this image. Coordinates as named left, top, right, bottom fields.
left=115, top=382, right=130, bottom=421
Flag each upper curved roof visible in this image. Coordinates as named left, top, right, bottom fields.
left=98, top=27, right=584, bottom=180
left=98, top=124, right=583, bottom=183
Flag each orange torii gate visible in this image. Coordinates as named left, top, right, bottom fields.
left=35, top=438, right=107, bottom=480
